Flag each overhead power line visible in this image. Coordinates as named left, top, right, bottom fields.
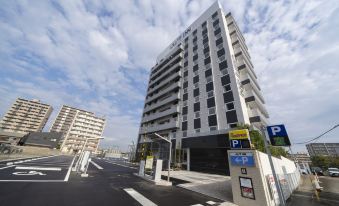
left=294, top=123, right=339, bottom=145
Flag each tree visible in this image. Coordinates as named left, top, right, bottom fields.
left=235, top=123, right=288, bottom=158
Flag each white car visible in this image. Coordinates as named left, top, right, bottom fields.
left=328, top=168, right=339, bottom=177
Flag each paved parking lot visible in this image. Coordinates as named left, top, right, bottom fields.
left=0, top=155, right=74, bottom=182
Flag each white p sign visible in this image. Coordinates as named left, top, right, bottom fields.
left=271, top=126, right=281, bottom=136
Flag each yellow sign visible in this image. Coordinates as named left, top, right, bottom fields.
left=229, top=129, right=250, bottom=140
left=145, top=156, right=153, bottom=169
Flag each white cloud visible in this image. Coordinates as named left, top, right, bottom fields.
left=1, top=0, right=339, bottom=153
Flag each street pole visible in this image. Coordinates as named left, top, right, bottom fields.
left=75, top=138, right=89, bottom=172
left=168, top=141, right=172, bottom=182
left=261, top=126, right=286, bottom=206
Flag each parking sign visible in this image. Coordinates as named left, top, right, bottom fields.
left=266, top=125, right=291, bottom=146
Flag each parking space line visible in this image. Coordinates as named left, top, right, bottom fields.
left=90, top=161, right=103, bottom=170
left=15, top=166, right=62, bottom=171
left=0, top=180, right=65, bottom=182
left=124, top=188, right=157, bottom=206
left=206, top=201, right=217, bottom=205
left=64, top=155, right=76, bottom=182
left=0, top=165, right=15, bottom=170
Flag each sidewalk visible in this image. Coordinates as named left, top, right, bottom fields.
left=162, top=170, right=235, bottom=204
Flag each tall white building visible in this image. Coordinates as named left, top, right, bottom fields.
left=136, top=2, right=269, bottom=174
left=50, top=105, right=105, bottom=154
left=0, top=98, right=53, bottom=134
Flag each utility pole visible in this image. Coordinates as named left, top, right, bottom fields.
left=261, top=126, right=286, bottom=206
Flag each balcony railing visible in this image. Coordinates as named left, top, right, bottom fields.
left=139, top=119, right=179, bottom=134
left=146, top=82, right=181, bottom=104
left=142, top=106, right=179, bottom=123
left=144, top=92, right=180, bottom=113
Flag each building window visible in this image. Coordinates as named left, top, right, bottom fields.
left=226, top=110, right=238, bottom=123
left=216, top=37, right=223, bottom=46
left=208, top=107, right=216, bottom=115
left=182, top=106, right=188, bottom=115
left=226, top=102, right=235, bottom=111
left=193, top=75, right=199, bottom=84
left=182, top=122, right=187, bottom=131
left=206, top=82, right=214, bottom=92
left=193, top=64, right=199, bottom=72
left=183, top=93, right=188, bottom=101
left=223, top=91, right=234, bottom=103
left=205, top=69, right=212, bottom=78
left=194, top=82, right=199, bottom=89
left=193, top=88, right=200, bottom=97
left=229, top=123, right=237, bottom=128
left=184, top=70, right=188, bottom=77
left=207, top=97, right=215, bottom=108
left=218, top=55, right=226, bottom=62
left=221, top=75, right=231, bottom=86
left=204, top=57, right=211, bottom=65
left=194, top=118, right=201, bottom=129
left=194, top=102, right=200, bottom=112
left=221, top=68, right=228, bottom=76
left=205, top=63, right=211, bottom=70
left=223, top=84, right=231, bottom=93
left=183, top=131, right=187, bottom=137
left=217, top=48, right=225, bottom=57
left=194, top=70, right=199, bottom=76
left=212, top=11, right=218, bottom=19
left=216, top=43, right=223, bottom=50
left=214, top=28, right=221, bottom=36
left=183, top=81, right=188, bottom=88
left=213, top=19, right=219, bottom=27
left=208, top=115, right=217, bottom=126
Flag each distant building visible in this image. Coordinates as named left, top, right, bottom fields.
left=306, top=143, right=339, bottom=157
left=287, top=152, right=311, bottom=164
left=0, top=130, right=26, bottom=145
left=19, top=132, right=63, bottom=149
left=0, top=98, right=53, bottom=134
left=50, top=105, right=105, bottom=154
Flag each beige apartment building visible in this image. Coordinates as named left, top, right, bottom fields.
left=50, top=105, right=105, bottom=154
left=0, top=98, right=53, bottom=134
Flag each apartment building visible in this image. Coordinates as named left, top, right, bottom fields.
left=50, top=105, right=105, bottom=154
left=306, top=143, right=339, bottom=157
left=136, top=2, right=269, bottom=174
left=0, top=98, right=53, bottom=134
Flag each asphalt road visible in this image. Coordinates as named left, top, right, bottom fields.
left=0, top=156, right=224, bottom=206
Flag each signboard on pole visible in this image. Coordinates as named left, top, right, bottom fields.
left=239, top=177, right=255, bottom=199
left=229, top=129, right=250, bottom=140
left=229, top=129, right=251, bottom=149
left=267, top=125, right=291, bottom=146
left=145, top=156, right=154, bottom=169
left=230, top=152, right=255, bottom=167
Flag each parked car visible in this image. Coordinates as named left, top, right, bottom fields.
left=328, top=168, right=339, bottom=177
left=311, top=167, right=324, bottom=176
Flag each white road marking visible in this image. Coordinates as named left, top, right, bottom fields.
left=13, top=170, right=46, bottom=176
left=15, top=166, right=61, bottom=171
left=124, top=188, right=157, bottom=206
left=104, top=160, right=137, bottom=170
left=0, top=165, right=15, bottom=170
left=191, top=204, right=204, bottom=206
left=90, top=160, right=103, bottom=170
left=64, top=156, right=76, bottom=182
left=206, top=201, right=217, bottom=205
left=0, top=180, right=65, bottom=182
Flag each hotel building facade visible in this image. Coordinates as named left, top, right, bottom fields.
left=136, top=2, right=269, bottom=174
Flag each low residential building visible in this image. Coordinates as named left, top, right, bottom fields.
left=0, top=98, right=53, bottom=134
left=19, top=132, right=63, bottom=149
left=306, top=143, right=339, bottom=157
left=50, top=105, right=105, bottom=154
left=287, top=152, right=311, bottom=164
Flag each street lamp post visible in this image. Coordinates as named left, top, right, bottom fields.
left=154, top=133, right=172, bottom=182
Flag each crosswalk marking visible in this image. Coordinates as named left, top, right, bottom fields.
left=124, top=188, right=157, bottom=206
left=206, top=200, right=217, bottom=205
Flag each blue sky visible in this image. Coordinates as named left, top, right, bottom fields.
left=1, top=0, right=339, bottom=153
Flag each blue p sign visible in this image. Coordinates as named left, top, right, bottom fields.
left=267, top=124, right=291, bottom=146
left=231, top=139, right=241, bottom=148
